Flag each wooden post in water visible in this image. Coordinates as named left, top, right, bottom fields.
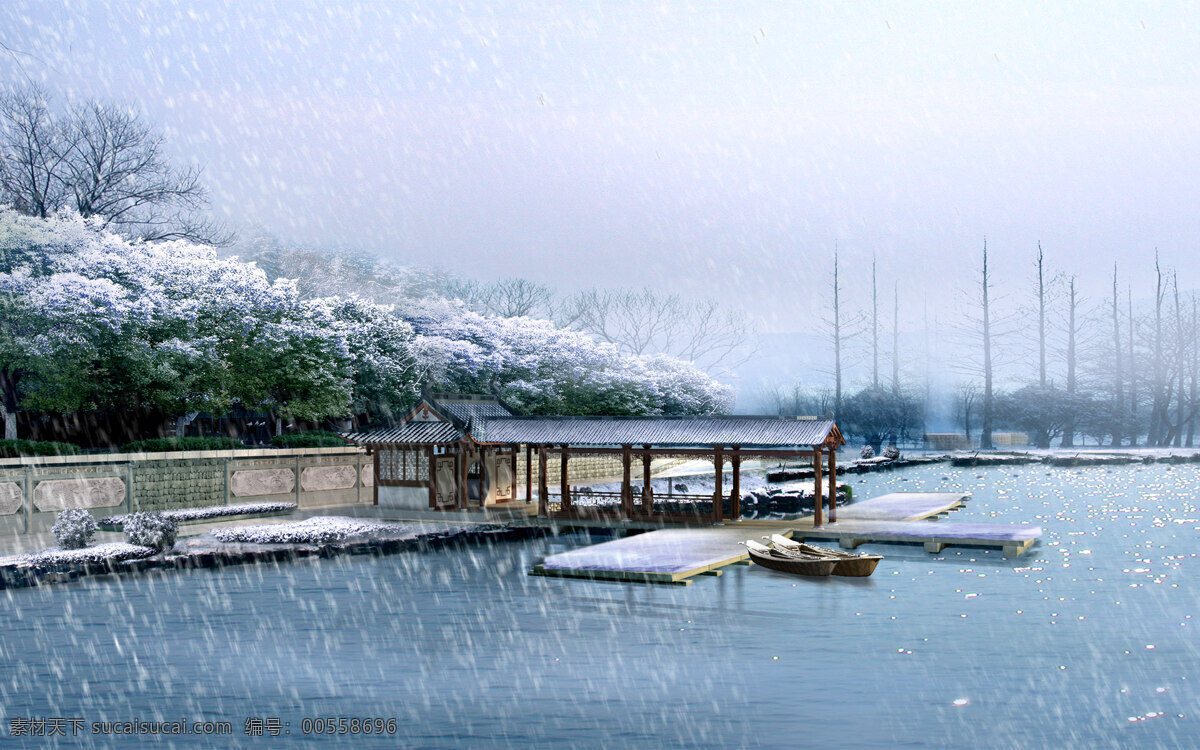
left=560, top=445, right=570, bottom=512
left=538, top=446, right=548, bottom=516
left=827, top=448, right=837, bottom=523
left=731, top=448, right=741, bottom=520
left=813, top=449, right=824, bottom=527
left=525, top=444, right=533, bottom=504
left=621, top=444, right=633, bottom=519
left=642, top=446, right=653, bottom=513
left=509, top=449, right=518, bottom=503
left=712, top=446, right=724, bottom=523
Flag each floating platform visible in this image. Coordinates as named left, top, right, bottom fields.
left=531, top=523, right=793, bottom=585
left=796, top=520, right=1041, bottom=557
left=808, top=491, right=969, bottom=523
left=792, top=491, right=1040, bottom=556
left=531, top=492, right=1040, bottom=586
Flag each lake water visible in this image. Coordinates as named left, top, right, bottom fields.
left=1, top=463, right=1196, bottom=748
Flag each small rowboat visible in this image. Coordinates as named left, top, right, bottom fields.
left=741, top=540, right=837, bottom=577
left=765, top=534, right=883, bottom=577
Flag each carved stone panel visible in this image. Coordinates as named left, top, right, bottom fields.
left=33, top=477, right=125, bottom=511
left=230, top=468, right=295, bottom=497
left=300, top=465, right=357, bottom=492
left=361, top=465, right=374, bottom=487
left=494, top=460, right=513, bottom=500
left=0, top=482, right=22, bottom=515
left=434, top=457, right=457, bottom=507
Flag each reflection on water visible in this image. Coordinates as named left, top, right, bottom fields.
left=1, top=464, right=1196, bottom=748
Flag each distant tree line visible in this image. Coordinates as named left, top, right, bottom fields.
left=763, top=241, right=1200, bottom=450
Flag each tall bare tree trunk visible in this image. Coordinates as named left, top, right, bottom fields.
left=892, top=282, right=900, bottom=392
left=980, top=240, right=995, bottom=450
left=1061, top=277, right=1078, bottom=448
left=1111, top=265, right=1123, bottom=446
left=1189, top=298, right=1197, bottom=448
left=1037, top=242, right=1047, bottom=389
left=872, top=255, right=879, bottom=389
left=1150, top=257, right=1166, bottom=446
left=1128, top=286, right=1137, bottom=446
left=1172, top=277, right=1185, bottom=447
left=833, top=244, right=843, bottom=420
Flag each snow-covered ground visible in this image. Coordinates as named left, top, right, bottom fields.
left=18, top=543, right=156, bottom=567
left=99, top=502, right=297, bottom=526
left=210, top=517, right=432, bottom=545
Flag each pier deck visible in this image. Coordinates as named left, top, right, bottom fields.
left=796, top=520, right=1041, bottom=557
left=791, top=491, right=1040, bottom=556
left=530, top=491, right=1041, bottom=585
left=531, top=521, right=794, bottom=585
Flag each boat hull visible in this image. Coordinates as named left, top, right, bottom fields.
left=747, top=548, right=837, bottom=577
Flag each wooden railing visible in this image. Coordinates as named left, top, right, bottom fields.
left=546, top=489, right=734, bottom=523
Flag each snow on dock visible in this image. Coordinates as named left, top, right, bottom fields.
left=531, top=523, right=793, bottom=585
left=793, top=491, right=1041, bottom=556
left=531, top=491, right=1040, bottom=585
left=796, top=520, right=1041, bottom=557
left=821, top=491, right=968, bottom=522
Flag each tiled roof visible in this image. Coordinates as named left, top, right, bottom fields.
left=436, top=399, right=514, bottom=425
left=471, top=416, right=841, bottom=448
left=342, top=421, right=463, bottom=445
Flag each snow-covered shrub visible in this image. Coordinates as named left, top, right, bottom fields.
left=882, top=446, right=901, bottom=460
left=123, top=512, right=179, bottom=552
left=99, top=502, right=296, bottom=526
left=859, top=445, right=875, bottom=459
left=21, top=543, right=155, bottom=567
left=211, top=516, right=398, bottom=545
left=51, top=509, right=98, bottom=549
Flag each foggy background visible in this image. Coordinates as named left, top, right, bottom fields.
left=3, top=1, right=1199, bottom=410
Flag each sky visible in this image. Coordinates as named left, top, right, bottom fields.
left=3, top=1, right=1200, bottom=359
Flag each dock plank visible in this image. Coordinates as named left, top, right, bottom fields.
left=534, top=524, right=794, bottom=583
left=797, top=519, right=1042, bottom=556
left=828, top=492, right=969, bottom=522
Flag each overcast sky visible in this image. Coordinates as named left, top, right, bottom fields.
left=3, top=1, right=1199, bottom=338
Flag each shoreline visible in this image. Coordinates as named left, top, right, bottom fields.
left=0, top=523, right=548, bottom=591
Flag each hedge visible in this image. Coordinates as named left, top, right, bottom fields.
left=119, top=436, right=245, bottom=453
left=0, top=439, right=82, bottom=457
left=270, top=431, right=348, bottom=448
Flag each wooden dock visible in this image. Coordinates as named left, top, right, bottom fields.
left=531, top=522, right=794, bottom=585
left=793, top=491, right=1041, bottom=557
left=530, top=491, right=1042, bottom=586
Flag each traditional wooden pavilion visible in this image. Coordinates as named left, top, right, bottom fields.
left=344, top=393, right=846, bottom=526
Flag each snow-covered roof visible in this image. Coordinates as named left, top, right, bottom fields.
left=470, top=415, right=843, bottom=449
left=342, top=421, right=463, bottom=445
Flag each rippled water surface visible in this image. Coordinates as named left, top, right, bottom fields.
left=3, top=463, right=1197, bottom=748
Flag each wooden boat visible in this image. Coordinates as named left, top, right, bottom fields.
left=741, top=540, right=837, bottom=577
left=765, top=534, right=882, bottom=577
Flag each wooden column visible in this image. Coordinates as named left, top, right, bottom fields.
left=459, top=446, right=469, bottom=509
left=731, top=448, right=741, bottom=520
left=813, top=449, right=824, bottom=527
left=642, top=445, right=653, bottom=513
left=372, top=449, right=380, bottom=506
left=427, top=447, right=437, bottom=509
left=827, top=447, right=837, bottom=523
left=510, top=449, right=518, bottom=503
left=525, top=444, right=533, bottom=504
left=621, top=444, right=633, bottom=518
left=538, top=445, right=548, bottom=516
left=712, top=446, right=724, bottom=523
left=560, top=444, right=571, bottom=511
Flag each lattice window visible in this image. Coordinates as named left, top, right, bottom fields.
left=378, top=449, right=401, bottom=481
left=378, top=449, right=430, bottom=483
